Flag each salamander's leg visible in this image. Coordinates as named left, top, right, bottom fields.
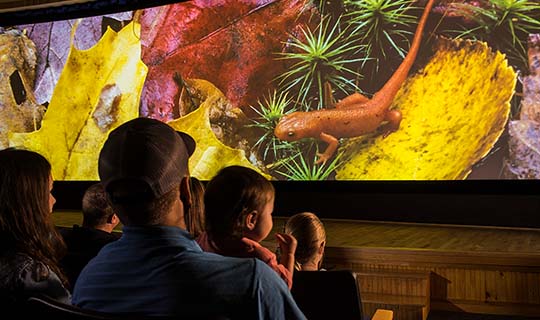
left=381, top=109, right=402, bottom=138
left=335, top=92, right=370, bottom=108
left=315, top=132, right=339, bottom=164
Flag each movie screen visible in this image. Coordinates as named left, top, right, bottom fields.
left=1, top=0, right=539, bottom=180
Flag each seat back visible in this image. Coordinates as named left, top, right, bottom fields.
left=22, top=295, right=230, bottom=320
left=22, top=295, right=183, bottom=320
left=24, top=295, right=128, bottom=320
left=291, top=270, right=363, bottom=320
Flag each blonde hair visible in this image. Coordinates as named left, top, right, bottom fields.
left=284, top=212, right=326, bottom=270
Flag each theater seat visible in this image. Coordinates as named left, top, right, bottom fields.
left=291, top=270, right=393, bottom=320
left=24, top=295, right=126, bottom=319
left=22, top=295, right=228, bottom=320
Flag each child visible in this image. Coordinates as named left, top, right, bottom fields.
left=197, top=165, right=296, bottom=288
left=284, top=212, right=326, bottom=271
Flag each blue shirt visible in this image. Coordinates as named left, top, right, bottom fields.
left=72, top=226, right=305, bottom=319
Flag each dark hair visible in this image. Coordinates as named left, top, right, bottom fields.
left=107, top=180, right=179, bottom=226
left=204, top=166, right=274, bottom=239
left=0, top=149, right=67, bottom=284
left=186, top=177, right=205, bottom=238
left=284, top=212, right=326, bottom=269
left=82, top=183, right=115, bottom=228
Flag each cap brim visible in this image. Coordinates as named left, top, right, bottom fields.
left=177, top=131, right=196, bottom=157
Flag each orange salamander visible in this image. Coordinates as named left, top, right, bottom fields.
left=274, top=0, right=435, bottom=164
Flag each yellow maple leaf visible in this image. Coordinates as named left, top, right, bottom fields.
left=9, top=21, right=148, bottom=180
left=336, top=38, right=516, bottom=180
left=168, top=79, right=271, bottom=180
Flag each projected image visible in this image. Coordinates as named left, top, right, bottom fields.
left=1, top=0, right=539, bottom=180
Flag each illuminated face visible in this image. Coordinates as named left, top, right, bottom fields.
left=48, top=175, right=56, bottom=213
left=248, top=193, right=274, bottom=242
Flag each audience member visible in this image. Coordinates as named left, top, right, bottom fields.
left=0, top=149, right=70, bottom=304
left=198, top=165, right=296, bottom=289
left=60, top=183, right=120, bottom=289
left=72, top=118, right=305, bottom=319
left=284, top=212, right=326, bottom=271
left=185, top=177, right=205, bottom=238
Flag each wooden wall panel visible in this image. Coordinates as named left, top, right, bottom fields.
left=325, top=247, right=540, bottom=317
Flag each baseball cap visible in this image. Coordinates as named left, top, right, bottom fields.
left=98, top=118, right=195, bottom=202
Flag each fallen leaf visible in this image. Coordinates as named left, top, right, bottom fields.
left=139, top=0, right=315, bottom=121
left=0, top=29, right=44, bottom=149
left=9, top=21, right=147, bottom=180
left=335, top=38, right=516, bottom=180
left=168, top=79, right=271, bottom=180
left=16, top=12, right=133, bottom=105
left=504, top=120, right=540, bottom=178
left=503, top=34, right=540, bottom=178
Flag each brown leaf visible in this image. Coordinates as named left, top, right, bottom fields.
left=0, top=29, right=44, bottom=149
left=504, top=34, right=540, bottom=178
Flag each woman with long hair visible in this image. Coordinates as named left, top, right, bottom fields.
left=0, top=149, right=70, bottom=303
left=185, top=177, right=206, bottom=238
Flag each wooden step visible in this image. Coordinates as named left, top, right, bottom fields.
left=371, top=309, right=394, bottom=320
left=363, top=302, right=428, bottom=320
left=355, top=270, right=431, bottom=320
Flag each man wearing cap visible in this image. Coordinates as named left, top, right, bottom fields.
left=72, top=118, right=305, bottom=319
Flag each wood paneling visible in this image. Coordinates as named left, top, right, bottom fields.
left=276, top=218, right=540, bottom=318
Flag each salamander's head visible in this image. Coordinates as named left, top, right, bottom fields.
left=274, top=112, right=310, bottom=141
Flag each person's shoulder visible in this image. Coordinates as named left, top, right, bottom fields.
left=10, top=254, right=65, bottom=291
left=88, top=228, right=120, bottom=244
left=0, top=252, right=30, bottom=283
left=16, top=254, right=53, bottom=282
left=178, top=250, right=261, bottom=281
left=185, top=249, right=257, bottom=268
left=251, top=258, right=288, bottom=285
left=58, top=226, right=71, bottom=237
left=249, top=260, right=306, bottom=319
left=189, top=253, right=281, bottom=283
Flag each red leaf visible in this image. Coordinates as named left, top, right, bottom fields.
left=140, top=0, right=315, bottom=121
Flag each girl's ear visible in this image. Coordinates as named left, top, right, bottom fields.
left=318, top=240, right=326, bottom=254
left=245, top=210, right=258, bottom=231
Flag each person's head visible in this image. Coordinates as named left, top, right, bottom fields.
left=284, top=212, right=326, bottom=271
left=204, top=166, right=274, bottom=242
left=98, top=118, right=196, bottom=227
left=81, top=183, right=119, bottom=232
left=185, top=177, right=205, bottom=238
left=0, top=148, right=66, bottom=280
